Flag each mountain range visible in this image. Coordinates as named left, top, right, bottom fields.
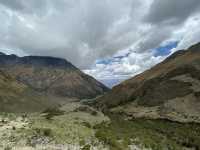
left=0, top=42, right=200, bottom=149
left=0, top=42, right=200, bottom=123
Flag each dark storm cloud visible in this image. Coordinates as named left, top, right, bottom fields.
left=0, top=0, right=24, bottom=10
left=138, top=26, right=172, bottom=52
left=0, top=0, right=139, bottom=69
left=138, top=0, right=200, bottom=52
left=0, top=0, right=199, bottom=72
left=145, top=0, right=200, bottom=25
left=0, top=0, right=49, bottom=15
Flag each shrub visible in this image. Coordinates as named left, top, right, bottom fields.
left=82, top=122, right=92, bottom=128
left=81, top=144, right=91, bottom=150
left=4, top=146, right=12, bottom=150
left=42, top=107, right=64, bottom=120
left=34, top=128, right=52, bottom=137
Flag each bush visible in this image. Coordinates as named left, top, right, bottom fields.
left=4, top=146, right=12, bottom=150
left=74, top=106, right=98, bottom=116
left=42, top=107, right=64, bottom=120
left=34, top=128, right=52, bottom=137
left=81, top=144, right=91, bottom=150
left=82, top=122, right=92, bottom=128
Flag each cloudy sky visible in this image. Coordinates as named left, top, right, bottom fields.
left=0, top=0, right=200, bottom=87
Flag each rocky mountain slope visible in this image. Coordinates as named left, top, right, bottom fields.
left=96, top=42, right=200, bottom=123
left=0, top=53, right=108, bottom=99
left=0, top=53, right=108, bottom=112
left=0, top=70, right=58, bottom=112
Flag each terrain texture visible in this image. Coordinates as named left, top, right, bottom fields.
left=96, top=42, right=200, bottom=123
left=0, top=53, right=109, bottom=112
left=1, top=102, right=200, bottom=150
left=0, top=43, right=200, bottom=150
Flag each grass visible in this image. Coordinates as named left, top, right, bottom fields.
left=94, top=114, right=200, bottom=150
left=1, top=107, right=200, bottom=150
left=0, top=103, right=110, bottom=149
left=26, top=108, right=109, bottom=145
left=27, top=114, right=93, bottom=144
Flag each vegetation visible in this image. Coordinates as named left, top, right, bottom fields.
left=34, top=127, right=52, bottom=137
left=42, top=107, right=65, bottom=120
left=94, top=114, right=200, bottom=150
left=81, top=144, right=91, bottom=150
left=1, top=105, right=200, bottom=150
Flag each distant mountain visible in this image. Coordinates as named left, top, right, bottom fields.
left=96, top=42, right=200, bottom=123
left=0, top=54, right=109, bottom=112
left=100, top=79, right=123, bottom=88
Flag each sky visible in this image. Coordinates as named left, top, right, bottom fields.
left=0, top=0, right=200, bottom=87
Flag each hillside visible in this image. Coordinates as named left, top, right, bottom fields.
left=0, top=70, right=59, bottom=112
left=0, top=53, right=109, bottom=112
left=96, top=42, right=200, bottom=123
left=0, top=54, right=109, bottom=100
left=0, top=46, right=200, bottom=149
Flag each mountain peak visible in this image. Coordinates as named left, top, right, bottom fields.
left=0, top=53, right=77, bottom=69
left=0, top=52, right=6, bottom=55
left=0, top=53, right=109, bottom=104
left=21, top=55, right=77, bottom=69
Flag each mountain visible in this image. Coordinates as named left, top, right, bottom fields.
left=0, top=54, right=109, bottom=99
left=0, top=54, right=109, bottom=112
left=96, top=42, right=200, bottom=123
left=0, top=70, right=58, bottom=112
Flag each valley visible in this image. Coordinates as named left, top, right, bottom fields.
left=0, top=42, right=200, bottom=150
left=1, top=101, right=200, bottom=150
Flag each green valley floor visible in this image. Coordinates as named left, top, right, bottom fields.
left=0, top=102, right=200, bottom=150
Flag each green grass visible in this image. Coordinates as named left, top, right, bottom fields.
left=1, top=110, right=200, bottom=150
left=27, top=115, right=93, bottom=144
left=24, top=109, right=109, bottom=145
left=0, top=103, right=110, bottom=149
left=94, top=114, right=200, bottom=150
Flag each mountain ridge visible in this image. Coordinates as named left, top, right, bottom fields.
left=0, top=54, right=77, bottom=69
left=96, top=42, right=200, bottom=123
left=0, top=53, right=109, bottom=112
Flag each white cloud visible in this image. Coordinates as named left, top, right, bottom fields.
left=84, top=50, right=166, bottom=86
left=0, top=0, right=200, bottom=86
left=0, top=0, right=141, bottom=69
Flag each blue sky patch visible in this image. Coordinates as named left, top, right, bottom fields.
left=96, top=59, right=112, bottom=65
left=154, top=41, right=178, bottom=57
left=96, top=51, right=131, bottom=65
